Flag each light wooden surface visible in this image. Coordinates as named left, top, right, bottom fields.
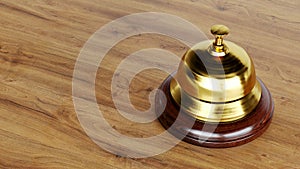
left=0, top=0, right=299, bottom=168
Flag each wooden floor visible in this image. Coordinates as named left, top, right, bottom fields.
left=0, top=0, right=299, bottom=168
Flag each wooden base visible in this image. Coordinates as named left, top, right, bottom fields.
left=155, top=75, right=274, bottom=148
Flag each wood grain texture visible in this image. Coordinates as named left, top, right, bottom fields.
left=0, top=0, right=299, bottom=168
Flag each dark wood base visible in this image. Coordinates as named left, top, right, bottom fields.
left=155, top=75, right=274, bottom=148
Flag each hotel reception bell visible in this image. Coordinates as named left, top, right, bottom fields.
left=155, top=25, right=274, bottom=148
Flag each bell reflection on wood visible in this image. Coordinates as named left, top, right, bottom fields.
left=155, top=25, right=274, bottom=148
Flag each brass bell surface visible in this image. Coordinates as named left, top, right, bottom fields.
left=170, top=25, right=262, bottom=122
left=156, top=25, right=274, bottom=147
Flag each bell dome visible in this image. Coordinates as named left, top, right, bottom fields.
left=170, top=25, right=262, bottom=122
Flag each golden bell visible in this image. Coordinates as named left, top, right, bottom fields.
left=156, top=25, right=274, bottom=148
